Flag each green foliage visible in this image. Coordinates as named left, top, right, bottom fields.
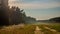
left=49, top=24, right=60, bottom=32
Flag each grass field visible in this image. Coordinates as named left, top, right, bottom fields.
left=0, top=23, right=60, bottom=34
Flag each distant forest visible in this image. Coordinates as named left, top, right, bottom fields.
left=37, top=17, right=60, bottom=23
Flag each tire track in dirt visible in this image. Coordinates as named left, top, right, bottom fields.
left=44, top=26, right=60, bottom=34
left=34, top=26, right=44, bottom=34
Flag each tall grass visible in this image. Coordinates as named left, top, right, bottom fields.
left=0, top=23, right=60, bottom=34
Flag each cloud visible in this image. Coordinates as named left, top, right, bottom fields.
left=9, top=0, right=60, bottom=9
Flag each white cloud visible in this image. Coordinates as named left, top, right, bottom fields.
left=9, top=0, right=15, bottom=1
left=9, top=0, right=60, bottom=9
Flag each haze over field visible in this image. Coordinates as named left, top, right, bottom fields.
left=9, top=0, right=60, bottom=20
left=0, top=0, right=60, bottom=34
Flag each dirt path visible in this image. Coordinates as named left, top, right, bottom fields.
left=34, top=26, right=60, bottom=34
left=44, top=26, right=60, bottom=34
left=34, top=26, right=44, bottom=34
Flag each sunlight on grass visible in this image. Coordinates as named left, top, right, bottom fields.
left=0, top=23, right=60, bottom=34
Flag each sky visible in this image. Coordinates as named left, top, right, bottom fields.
left=9, top=0, right=60, bottom=20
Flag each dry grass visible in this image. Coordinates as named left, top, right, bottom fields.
left=0, top=23, right=60, bottom=34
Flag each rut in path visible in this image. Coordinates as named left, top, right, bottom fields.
left=44, top=26, right=60, bottom=34
left=34, top=26, right=44, bottom=34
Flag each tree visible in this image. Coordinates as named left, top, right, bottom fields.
left=0, top=6, right=9, bottom=26
left=9, top=6, right=26, bottom=25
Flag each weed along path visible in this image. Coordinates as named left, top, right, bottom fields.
left=34, top=26, right=44, bottom=34
left=0, top=24, right=60, bottom=34
left=44, top=26, right=60, bottom=34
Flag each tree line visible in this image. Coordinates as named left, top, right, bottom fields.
left=0, top=5, right=36, bottom=26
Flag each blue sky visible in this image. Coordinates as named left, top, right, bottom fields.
left=9, top=0, right=60, bottom=20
